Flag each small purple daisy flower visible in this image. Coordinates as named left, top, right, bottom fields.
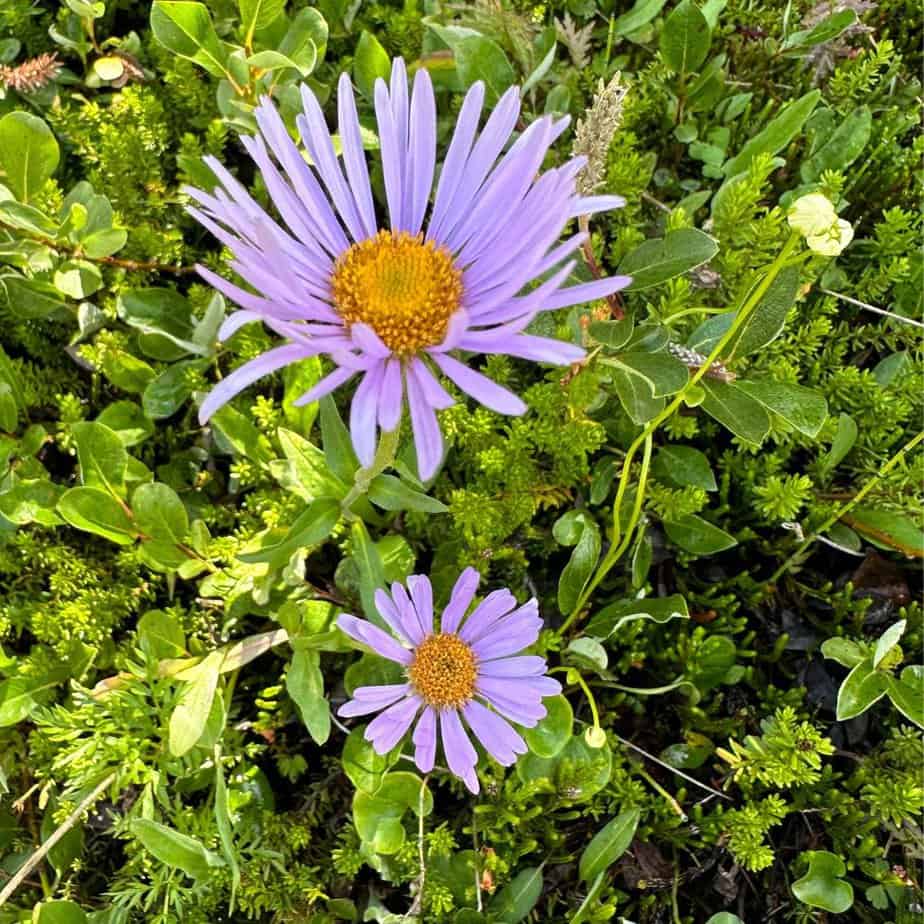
left=187, top=59, right=629, bottom=479
left=337, top=568, right=560, bottom=793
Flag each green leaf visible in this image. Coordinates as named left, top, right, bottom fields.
left=213, top=750, right=240, bottom=911
left=119, top=288, right=208, bottom=358
left=353, top=772, right=432, bottom=853
left=287, top=647, right=330, bottom=745
left=133, top=818, right=224, bottom=879
left=664, top=513, right=737, bottom=555
left=705, top=915, right=745, bottom=924
left=800, top=105, right=870, bottom=182
left=619, top=228, right=718, bottom=290
left=588, top=314, right=635, bottom=350
left=280, top=8, right=327, bottom=67
left=0, top=112, right=60, bottom=203
left=579, top=808, right=640, bottom=883
left=727, top=264, right=801, bottom=359
left=818, top=413, right=857, bottom=478
left=96, top=400, right=154, bottom=447
left=609, top=364, right=665, bottom=424
left=843, top=505, right=924, bottom=557
left=700, top=379, right=771, bottom=444
left=143, top=359, right=208, bottom=419
left=835, top=656, right=887, bottom=721
left=489, top=866, right=543, bottom=923
left=368, top=473, right=447, bottom=513
left=0, top=671, right=68, bottom=727
left=169, top=649, right=223, bottom=756
left=792, top=850, right=854, bottom=913
left=873, top=619, right=906, bottom=668
left=429, top=26, right=515, bottom=104
left=237, top=497, right=340, bottom=565
left=723, top=90, right=821, bottom=177
left=782, top=8, right=857, bottom=53
left=570, top=871, right=607, bottom=924
left=137, top=610, right=187, bottom=661
left=343, top=727, right=398, bottom=793
left=652, top=445, right=717, bottom=490
left=820, top=637, right=866, bottom=669
left=53, top=260, right=102, bottom=299
left=33, top=901, right=87, bottom=924
left=615, top=0, right=669, bottom=36
left=565, top=637, right=608, bottom=674
left=353, top=30, right=390, bottom=99
left=553, top=510, right=600, bottom=614
left=71, top=421, right=128, bottom=497
left=239, top=0, right=286, bottom=39
left=524, top=695, right=573, bottom=758
left=247, top=47, right=316, bottom=75
left=352, top=520, right=388, bottom=628
left=320, top=394, right=360, bottom=482
left=1, top=275, right=66, bottom=320
left=58, top=487, right=137, bottom=545
left=133, top=482, right=189, bottom=544
left=274, top=427, right=347, bottom=501
left=660, top=0, right=711, bottom=75
left=735, top=379, right=828, bottom=438
left=886, top=666, right=924, bottom=729
left=586, top=593, right=689, bottom=638
left=150, top=1, right=230, bottom=78
left=607, top=352, right=690, bottom=398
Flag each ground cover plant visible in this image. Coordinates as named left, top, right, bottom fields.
left=0, top=0, right=921, bottom=921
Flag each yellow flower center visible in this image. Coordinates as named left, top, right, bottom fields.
left=408, top=633, right=477, bottom=708
left=330, top=231, right=463, bottom=355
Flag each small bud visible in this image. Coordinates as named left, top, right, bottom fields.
left=585, top=726, right=607, bottom=748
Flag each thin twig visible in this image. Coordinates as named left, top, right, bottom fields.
left=0, top=771, right=117, bottom=907
left=615, top=735, right=731, bottom=801
left=821, top=288, right=924, bottom=330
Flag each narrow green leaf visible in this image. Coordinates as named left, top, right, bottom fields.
left=553, top=511, right=601, bottom=614
left=723, top=90, right=821, bottom=177
left=213, top=748, right=240, bottom=911
left=169, top=650, right=223, bottom=756
left=133, top=818, right=224, bottom=879
left=490, top=866, right=543, bottom=923
left=579, top=808, right=640, bottom=883
left=287, top=647, right=331, bottom=744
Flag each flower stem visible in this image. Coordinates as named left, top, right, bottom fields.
left=341, top=424, right=401, bottom=516
left=766, top=428, right=924, bottom=586
left=556, top=232, right=803, bottom=639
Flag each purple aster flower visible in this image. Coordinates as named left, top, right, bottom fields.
left=337, top=568, right=561, bottom=793
left=187, top=59, right=629, bottom=479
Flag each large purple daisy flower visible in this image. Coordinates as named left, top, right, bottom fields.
left=337, top=568, right=560, bottom=793
left=187, top=59, right=629, bottom=479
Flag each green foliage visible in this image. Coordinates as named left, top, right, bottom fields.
left=0, top=0, right=921, bottom=922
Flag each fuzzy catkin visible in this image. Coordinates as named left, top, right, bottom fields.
left=571, top=73, right=629, bottom=197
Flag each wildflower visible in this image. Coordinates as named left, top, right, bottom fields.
left=787, top=193, right=854, bottom=256
left=337, top=568, right=560, bottom=793
left=187, top=59, right=629, bottom=479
